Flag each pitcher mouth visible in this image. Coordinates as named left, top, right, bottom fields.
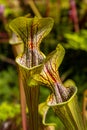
left=16, top=54, right=43, bottom=71
left=47, top=86, right=77, bottom=107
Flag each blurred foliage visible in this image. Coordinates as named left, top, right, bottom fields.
left=63, top=29, right=87, bottom=51
left=0, top=0, right=22, bottom=18
left=0, top=102, right=21, bottom=130
left=0, top=67, right=19, bottom=103
left=0, top=102, right=20, bottom=121
left=0, top=0, right=87, bottom=129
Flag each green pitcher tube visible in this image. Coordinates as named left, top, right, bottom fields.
left=16, top=56, right=43, bottom=130
left=47, top=86, right=85, bottom=130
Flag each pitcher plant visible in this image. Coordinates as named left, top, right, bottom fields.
left=9, top=16, right=85, bottom=130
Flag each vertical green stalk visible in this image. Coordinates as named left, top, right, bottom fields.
left=28, top=0, right=42, bottom=18
left=18, top=72, right=27, bottom=130
left=27, top=87, right=39, bottom=130
left=9, top=35, right=27, bottom=130
left=83, top=90, right=87, bottom=130
left=16, top=62, right=42, bottom=130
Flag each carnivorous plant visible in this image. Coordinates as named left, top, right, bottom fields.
left=9, top=16, right=85, bottom=130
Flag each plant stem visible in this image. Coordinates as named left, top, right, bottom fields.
left=12, top=44, right=27, bottom=130
left=19, top=73, right=27, bottom=130
left=45, top=0, right=50, bottom=16
left=16, top=63, right=41, bottom=130
left=82, top=90, right=87, bottom=129
left=69, top=0, right=79, bottom=32
left=27, top=87, right=39, bottom=130
left=0, top=54, right=16, bottom=65
left=28, top=0, right=42, bottom=18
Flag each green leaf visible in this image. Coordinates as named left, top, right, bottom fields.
left=0, top=102, right=20, bottom=121
left=9, top=17, right=33, bottom=44
left=39, top=102, right=56, bottom=127
left=64, top=31, right=87, bottom=51
left=9, top=16, right=54, bottom=49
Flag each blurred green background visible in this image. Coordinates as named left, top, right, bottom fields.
left=0, top=0, right=87, bottom=130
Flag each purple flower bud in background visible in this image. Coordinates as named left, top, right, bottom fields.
left=0, top=5, right=4, bottom=15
